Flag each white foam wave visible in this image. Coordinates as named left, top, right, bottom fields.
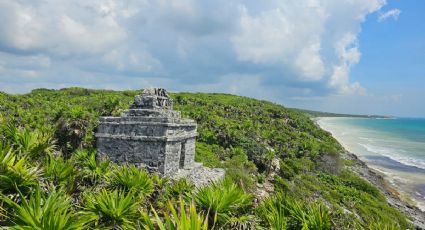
left=359, top=143, right=425, bottom=170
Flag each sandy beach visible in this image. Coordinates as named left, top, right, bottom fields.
left=316, top=117, right=425, bottom=228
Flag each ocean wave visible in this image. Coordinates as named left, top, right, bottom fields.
left=359, top=143, right=425, bottom=170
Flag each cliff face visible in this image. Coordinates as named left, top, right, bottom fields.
left=0, top=87, right=416, bottom=229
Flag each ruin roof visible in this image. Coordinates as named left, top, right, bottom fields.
left=131, top=88, right=173, bottom=110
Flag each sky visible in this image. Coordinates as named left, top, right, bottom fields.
left=0, top=0, right=424, bottom=117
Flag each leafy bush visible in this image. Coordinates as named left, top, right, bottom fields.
left=0, top=147, right=41, bottom=196
left=257, top=195, right=287, bottom=229
left=223, top=147, right=257, bottom=189
left=141, top=197, right=209, bottom=230
left=1, top=124, right=56, bottom=159
left=44, top=153, right=77, bottom=193
left=194, top=179, right=253, bottom=224
left=72, top=149, right=109, bottom=186
left=0, top=187, right=85, bottom=230
left=257, top=194, right=331, bottom=230
left=106, top=164, right=153, bottom=197
left=80, top=189, right=140, bottom=229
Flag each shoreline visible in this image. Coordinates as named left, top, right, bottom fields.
left=341, top=151, right=425, bottom=229
left=315, top=117, right=425, bottom=229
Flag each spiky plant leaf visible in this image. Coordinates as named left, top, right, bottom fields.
left=257, top=195, right=287, bottom=230
left=194, top=179, right=253, bottom=224
left=305, top=202, right=331, bottom=230
left=72, top=150, right=109, bottom=186
left=79, top=189, right=140, bottom=230
left=2, top=124, right=56, bottom=159
left=0, top=146, right=41, bottom=195
left=43, top=153, right=76, bottom=193
left=140, top=197, right=209, bottom=230
left=106, top=165, right=153, bottom=197
left=0, top=187, right=85, bottom=230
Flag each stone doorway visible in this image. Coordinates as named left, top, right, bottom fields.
left=179, top=141, right=186, bottom=169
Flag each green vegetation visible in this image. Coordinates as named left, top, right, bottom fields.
left=0, top=88, right=413, bottom=229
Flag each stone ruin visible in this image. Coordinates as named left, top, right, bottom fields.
left=96, top=88, right=224, bottom=185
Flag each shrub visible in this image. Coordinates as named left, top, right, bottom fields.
left=72, top=150, right=109, bottom=186
left=44, top=153, right=77, bottom=193
left=223, top=147, right=257, bottom=189
left=1, top=124, right=56, bottom=159
left=257, top=194, right=331, bottom=230
left=194, top=179, right=253, bottom=224
left=257, top=195, right=287, bottom=230
left=340, top=170, right=383, bottom=200
left=106, top=165, right=153, bottom=197
left=141, top=197, right=209, bottom=230
left=0, top=147, right=41, bottom=196
left=0, top=187, right=85, bottom=229
left=80, top=189, right=140, bottom=229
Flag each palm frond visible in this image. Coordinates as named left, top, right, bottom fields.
left=0, top=187, right=85, bottom=230
left=0, top=146, right=41, bottom=196
left=194, top=179, right=253, bottom=224
left=106, top=164, right=153, bottom=197
left=72, top=149, right=109, bottom=185
left=257, top=195, right=287, bottom=230
left=79, top=189, right=140, bottom=229
left=44, top=153, right=76, bottom=193
left=141, top=197, right=209, bottom=230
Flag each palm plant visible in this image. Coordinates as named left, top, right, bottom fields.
left=141, top=196, right=209, bottom=230
left=2, top=124, right=56, bottom=159
left=0, top=187, right=85, bottom=230
left=286, top=199, right=331, bottom=230
left=194, top=179, right=253, bottom=225
left=257, top=194, right=331, bottom=230
left=0, top=146, right=41, bottom=196
left=285, top=197, right=309, bottom=229
left=44, top=153, right=77, bottom=193
left=257, top=195, right=287, bottom=230
left=72, top=149, right=109, bottom=186
left=153, top=178, right=194, bottom=210
left=305, top=202, right=331, bottom=230
left=106, top=164, right=153, bottom=198
left=79, top=189, right=140, bottom=229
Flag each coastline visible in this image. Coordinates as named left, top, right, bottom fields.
left=315, top=117, right=425, bottom=229
left=341, top=151, right=425, bottom=229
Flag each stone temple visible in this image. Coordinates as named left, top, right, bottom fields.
left=96, top=88, right=224, bottom=183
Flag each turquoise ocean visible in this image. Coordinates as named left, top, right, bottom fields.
left=317, top=117, right=425, bottom=211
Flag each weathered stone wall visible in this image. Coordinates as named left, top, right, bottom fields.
left=164, top=141, right=182, bottom=176
left=96, top=88, right=225, bottom=185
left=96, top=88, right=197, bottom=175
left=182, top=137, right=196, bottom=169
left=97, top=137, right=165, bottom=170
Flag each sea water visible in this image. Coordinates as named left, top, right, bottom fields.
left=317, top=117, right=425, bottom=211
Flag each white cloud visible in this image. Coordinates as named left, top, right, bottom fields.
left=0, top=0, right=387, bottom=98
left=294, top=42, right=325, bottom=81
left=378, top=8, right=401, bottom=22
left=232, top=0, right=385, bottom=92
left=231, top=2, right=327, bottom=81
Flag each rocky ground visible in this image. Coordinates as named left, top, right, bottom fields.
left=342, top=151, right=425, bottom=230
left=174, top=162, right=225, bottom=188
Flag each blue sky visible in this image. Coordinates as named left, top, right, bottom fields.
left=0, top=0, right=423, bottom=117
